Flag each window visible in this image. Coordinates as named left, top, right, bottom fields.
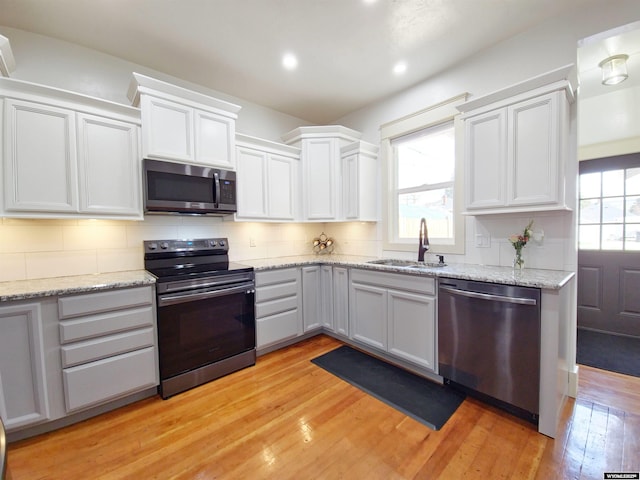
left=380, top=94, right=466, bottom=254
left=392, top=123, right=455, bottom=243
left=579, top=159, right=640, bottom=251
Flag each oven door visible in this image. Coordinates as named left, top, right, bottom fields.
left=156, top=282, right=255, bottom=381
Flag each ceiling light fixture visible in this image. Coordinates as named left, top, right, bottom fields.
left=282, top=53, right=298, bottom=71
left=598, top=54, right=629, bottom=86
left=393, top=62, right=407, bottom=75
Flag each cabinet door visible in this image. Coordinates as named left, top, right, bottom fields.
left=320, top=265, right=334, bottom=331
left=333, top=267, right=349, bottom=337
left=0, top=303, right=50, bottom=429
left=464, top=109, right=507, bottom=210
left=77, top=113, right=142, bottom=217
left=508, top=92, right=560, bottom=206
left=195, top=110, right=235, bottom=169
left=302, top=266, right=321, bottom=332
left=302, top=138, right=338, bottom=220
left=3, top=99, right=78, bottom=212
left=387, top=290, right=436, bottom=370
left=141, top=95, right=193, bottom=161
left=236, top=147, right=268, bottom=218
left=342, top=153, right=359, bottom=219
left=267, top=154, right=297, bottom=220
left=349, top=282, right=387, bottom=350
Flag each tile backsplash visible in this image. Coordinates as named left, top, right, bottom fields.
left=0, top=217, right=381, bottom=281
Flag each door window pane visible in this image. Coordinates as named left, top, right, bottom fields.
left=626, top=168, right=640, bottom=195
left=602, top=169, right=624, bottom=197
left=626, top=224, right=640, bottom=251
left=602, top=197, right=624, bottom=223
left=579, top=224, right=600, bottom=250
left=602, top=225, right=624, bottom=250
left=580, top=198, right=601, bottom=224
left=580, top=172, right=601, bottom=198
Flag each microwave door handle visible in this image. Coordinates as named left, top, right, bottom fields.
left=213, top=171, right=221, bottom=208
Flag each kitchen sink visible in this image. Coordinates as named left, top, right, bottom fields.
left=367, top=259, right=446, bottom=268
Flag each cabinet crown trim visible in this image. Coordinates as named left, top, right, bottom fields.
left=457, top=64, right=576, bottom=114
left=236, top=133, right=301, bottom=157
left=281, top=125, right=362, bottom=145
left=128, top=72, right=242, bottom=116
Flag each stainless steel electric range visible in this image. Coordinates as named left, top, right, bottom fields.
left=144, top=238, right=256, bottom=399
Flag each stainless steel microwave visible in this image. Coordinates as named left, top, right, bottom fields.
left=143, top=158, right=237, bottom=215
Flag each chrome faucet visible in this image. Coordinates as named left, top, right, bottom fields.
left=418, top=217, right=429, bottom=262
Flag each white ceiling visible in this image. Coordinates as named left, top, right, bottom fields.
left=0, top=0, right=618, bottom=123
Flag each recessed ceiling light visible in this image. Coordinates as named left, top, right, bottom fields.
left=282, top=53, right=298, bottom=71
left=393, top=62, right=407, bottom=75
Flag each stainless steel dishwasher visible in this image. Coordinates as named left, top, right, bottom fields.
left=438, top=277, right=541, bottom=421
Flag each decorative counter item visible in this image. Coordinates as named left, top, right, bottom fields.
left=313, top=232, right=335, bottom=254
left=509, top=220, right=533, bottom=271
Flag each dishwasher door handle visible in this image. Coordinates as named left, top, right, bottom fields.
left=439, top=285, right=537, bottom=306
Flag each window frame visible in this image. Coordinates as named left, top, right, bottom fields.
left=380, top=94, right=467, bottom=255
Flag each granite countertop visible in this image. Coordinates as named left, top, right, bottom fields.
left=0, top=270, right=156, bottom=302
left=243, top=254, right=575, bottom=290
left=0, top=255, right=575, bottom=303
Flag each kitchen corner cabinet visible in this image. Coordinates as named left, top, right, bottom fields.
left=349, top=269, right=436, bottom=371
left=235, top=134, right=300, bottom=221
left=128, top=72, right=241, bottom=169
left=341, top=141, right=379, bottom=221
left=332, top=266, right=349, bottom=337
left=0, top=301, right=51, bottom=430
left=458, top=65, right=574, bottom=215
left=1, top=78, right=142, bottom=219
left=255, top=268, right=302, bottom=350
left=301, top=265, right=322, bottom=332
left=282, top=125, right=376, bottom=222
left=58, top=286, right=157, bottom=412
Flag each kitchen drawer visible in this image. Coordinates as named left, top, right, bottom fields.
left=351, top=269, right=435, bottom=295
left=255, top=268, right=299, bottom=287
left=62, top=347, right=157, bottom=412
left=256, top=281, right=298, bottom=303
left=60, top=327, right=155, bottom=368
left=256, top=310, right=299, bottom=348
left=58, top=286, right=153, bottom=319
left=256, top=296, right=298, bottom=318
left=59, top=306, right=154, bottom=343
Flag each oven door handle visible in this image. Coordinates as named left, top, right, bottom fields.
left=157, top=283, right=255, bottom=307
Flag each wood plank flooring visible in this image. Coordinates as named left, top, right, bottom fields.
left=6, top=335, right=640, bottom=479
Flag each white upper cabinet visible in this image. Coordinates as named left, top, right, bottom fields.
left=282, top=125, right=378, bottom=222
left=235, top=134, right=300, bottom=221
left=1, top=78, right=142, bottom=219
left=128, top=72, right=240, bottom=169
left=77, top=113, right=141, bottom=216
left=341, top=141, right=379, bottom=222
left=458, top=65, right=575, bottom=215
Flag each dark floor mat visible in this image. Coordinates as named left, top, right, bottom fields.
left=311, top=345, right=465, bottom=430
left=577, top=329, right=640, bottom=377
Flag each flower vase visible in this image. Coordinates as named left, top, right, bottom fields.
left=513, top=250, right=524, bottom=271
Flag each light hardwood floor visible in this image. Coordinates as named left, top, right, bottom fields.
left=6, top=335, right=640, bottom=479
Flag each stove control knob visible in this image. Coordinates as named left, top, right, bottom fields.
left=160, top=242, right=169, bottom=250
left=148, top=242, right=158, bottom=251
left=219, top=240, right=226, bottom=247
left=209, top=240, right=217, bottom=247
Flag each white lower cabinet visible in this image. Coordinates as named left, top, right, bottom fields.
left=301, top=265, right=322, bottom=332
left=58, top=286, right=158, bottom=412
left=349, top=269, right=436, bottom=371
left=320, top=265, right=334, bottom=331
left=0, top=302, right=51, bottom=430
left=332, top=267, right=349, bottom=337
left=255, top=268, right=302, bottom=349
